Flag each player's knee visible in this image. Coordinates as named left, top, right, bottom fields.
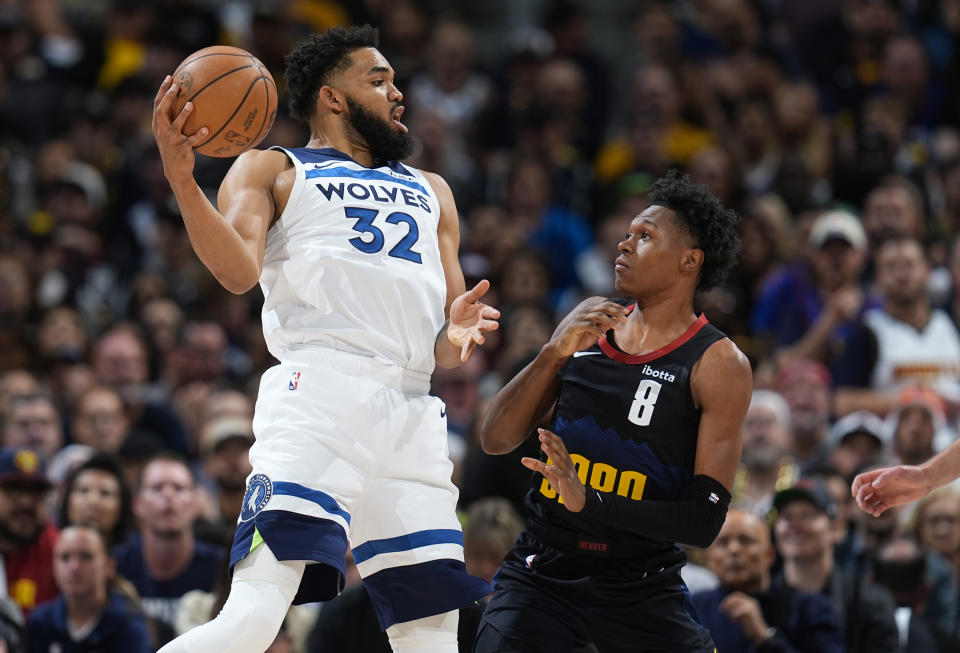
left=386, top=609, right=459, bottom=653
left=214, top=592, right=289, bottom=651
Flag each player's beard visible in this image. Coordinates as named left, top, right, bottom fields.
left=346, top=97, right=414, bottom=166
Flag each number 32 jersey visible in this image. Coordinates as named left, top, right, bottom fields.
left=260, top=147, right=446, bottom=373
left=528, top=306, right=727, bottom=553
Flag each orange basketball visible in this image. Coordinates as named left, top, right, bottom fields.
left=172, top=46, right=278, bottom=158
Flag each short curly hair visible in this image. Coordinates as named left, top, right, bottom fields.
left=647, top=168, right=741, bottom=290
left=284, top=25, right=380, bottom=124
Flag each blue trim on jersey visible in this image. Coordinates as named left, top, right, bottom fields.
left=363, top=558, right=493, bottom=628
left=229, top=509, right=348, bottom=601
left=352, top=528, right=463, bottom=564
left=273, top=481, right=352, bottom=525
left=304, top=166, right=429, bottom=195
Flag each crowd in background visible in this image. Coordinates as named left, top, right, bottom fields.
left=3, top=0, right=960, bottom=651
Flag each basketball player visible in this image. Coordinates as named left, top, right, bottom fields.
left=474, top=171, right=752, bottom=652
left=152, top=26, right=499, bottom=653
left=853, top=437, right=960, bottom=516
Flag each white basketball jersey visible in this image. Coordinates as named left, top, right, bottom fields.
left=865, top=307, right=960, bottom=400
left=259, top=147, right=447, bottom=373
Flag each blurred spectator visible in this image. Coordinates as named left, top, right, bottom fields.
left=872, top=535, right=960, bottom=652
left=886, top=387, right=950, bottom=467
left=774, top=360, right=834, bottom=474
left=26, top=525, right=151, bottom=653
left=90, top=324, right=188, bottom=456
left=772, top=477, right=900, bottom=652
left=1, top=395, right=63, bottom=462
left=827, top=410, right=888, bottom=478
left=69, top=386, right=130, bottom=455
left=751, top=209, right=869, bottom=366
left=0, top=447, right=58, bottom=616
left=862, top=177, right=927, bottom=250
left=57, top=453, right=133, bottom=549
left=733, top=389, right=797, bottom=519
left=835, top=237, right=960, bottom=417
left=910, top=488, right=960, bottom=582
left=461, top=498, right=524, bottom=587
left=0, top=372, right=40, bottom=422
left=501, top=159, right=593, bottom=308
left=695, top=509, right=843, bottom=652
left=195, top=415, right=254, bottom=546
left=112, top=454, right=221, bottom=643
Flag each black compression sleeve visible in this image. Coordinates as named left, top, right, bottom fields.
left=580, top=474, right=731, bottom=548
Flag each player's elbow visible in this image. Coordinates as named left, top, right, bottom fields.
left=220, top=275, right=258, bottom=294
left=478, top=424, right=512, bottom=455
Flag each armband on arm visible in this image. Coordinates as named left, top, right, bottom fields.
left=581, top=474, right=731, bottom=548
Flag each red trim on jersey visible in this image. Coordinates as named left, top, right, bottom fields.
left=599, top=313, right=709, bottom=365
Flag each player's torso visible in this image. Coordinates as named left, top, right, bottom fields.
left=528, top=312, right=726, bottom=542
left=260, top=147, right=447, bottom=372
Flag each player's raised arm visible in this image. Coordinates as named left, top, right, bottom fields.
left=479, top=297, right=629, bottom=455
left=152, top=75, right=289, bottom=294
left=424, top=171, right=500, bottom=367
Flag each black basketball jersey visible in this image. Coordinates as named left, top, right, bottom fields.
left=524, top=304, right=727, bottom=561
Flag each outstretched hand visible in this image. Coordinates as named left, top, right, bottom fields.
left=852, top=464, right=931, bottom=517
left=152, top=75, right=209, bottom=186
left=547, top=298, right=629, bottom=359
left=522, top=428, right=586, bottom=512
left=446, top=279, right=500, bottom=362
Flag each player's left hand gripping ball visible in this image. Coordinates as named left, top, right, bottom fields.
left=446, top=279, right=500, bottom=362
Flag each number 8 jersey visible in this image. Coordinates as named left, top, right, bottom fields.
left=527, top=303, right=727, bottom=557
left=260, top=147, right=447, bottom=373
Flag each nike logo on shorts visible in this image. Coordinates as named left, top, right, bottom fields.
left=440, top=407, right=447, bottom=418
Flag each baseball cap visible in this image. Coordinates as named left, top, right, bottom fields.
left=830, top=410, right=888, bottom=448
left=772, top=477, right=837, bottom=519
left=51, top=161, right=107, bottom=210
left=0, top=447, right=52, bottom=489
left=201, top=416, right=254, bottom=456
left=809, top=210, right=867, bottom=251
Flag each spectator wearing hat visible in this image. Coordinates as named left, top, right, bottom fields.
left=835, top=237, right=960, bottom=418
left=0, top=447, right=59, bottom=616
left=773, top=477, right=900, bottom=653
left=887, top=387, right=953, bottom=467
left=751, top=209, right=870, bottom=367
left=828, top=410, right=889, bottom=478
left=694, top=509, right=843, bottom=653
left=195, top=415, right=254, bottom=546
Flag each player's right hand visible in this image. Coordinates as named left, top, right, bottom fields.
left=852, top=464, right=931, bottom=516
left=544, top=297, right=629, bottom=359
left=152, top=75, right=209, bottom=186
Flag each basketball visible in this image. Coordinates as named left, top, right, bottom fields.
left=172, top=46, right=278, bottom=158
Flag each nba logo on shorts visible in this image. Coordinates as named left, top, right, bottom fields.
left=289, top=371, right=301, bottom=390
left=240, top=474, right=273, bottom=522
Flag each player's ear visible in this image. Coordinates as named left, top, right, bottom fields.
left=318, top=85, right=344, bottom=113
left=680, top=248, right=704, bottom=275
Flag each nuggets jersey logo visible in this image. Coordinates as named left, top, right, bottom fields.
left=240, top=474, right=273, bottom=522
left=527, top=308, right=726, bottom=557
left=259, top=147, right=447, bottom=373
